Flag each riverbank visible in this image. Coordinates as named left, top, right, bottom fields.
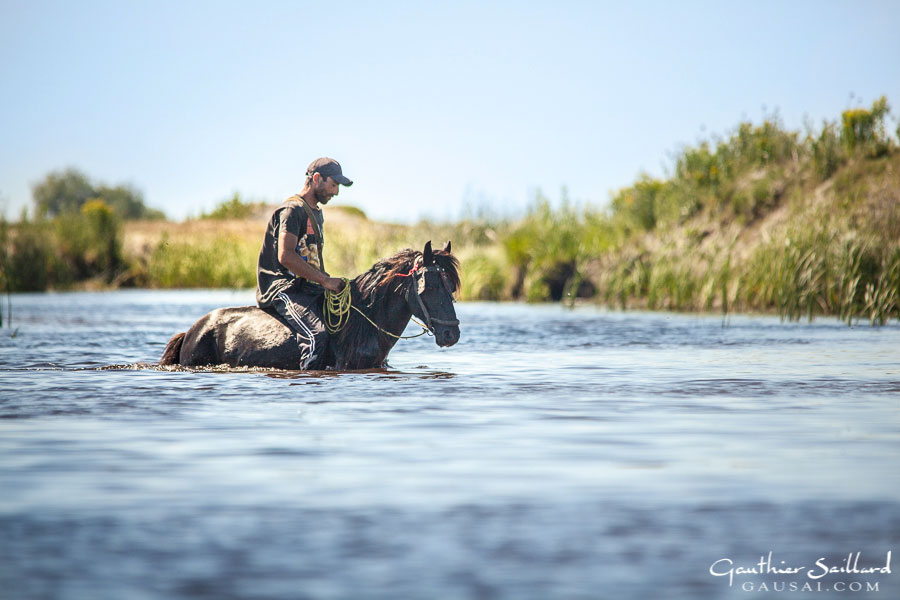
left=114, top=145, right=900, bottom=325
left=3, top=98, right=898, bottom=324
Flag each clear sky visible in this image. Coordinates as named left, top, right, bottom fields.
left=2, top=0, right=898, bottom=222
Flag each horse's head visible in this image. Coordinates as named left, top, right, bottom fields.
left=406, top=241, right=460, bottom=347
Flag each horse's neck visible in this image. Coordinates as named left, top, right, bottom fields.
left=359, top=281, right=412, bottom=338
left=334, top=278, right=411, bottom=369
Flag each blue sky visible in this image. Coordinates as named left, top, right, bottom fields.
left=2, top=0, right=898, bottom=222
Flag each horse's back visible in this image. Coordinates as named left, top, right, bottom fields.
left=179, top=306, right=300, bottom=368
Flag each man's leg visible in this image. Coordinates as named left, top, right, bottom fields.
left=271, top=290, right=328, bottom=369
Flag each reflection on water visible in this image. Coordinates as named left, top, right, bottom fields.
left=0, top=291, right=898, bottom=599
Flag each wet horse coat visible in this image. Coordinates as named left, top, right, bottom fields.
left=160, top=242, right=460, bottom=370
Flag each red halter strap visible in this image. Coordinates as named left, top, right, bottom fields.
left=393, top=262, right=459, bottom=330
left=394, top=264, right=421, bottom=278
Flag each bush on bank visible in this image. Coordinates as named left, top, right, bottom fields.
left=495, top=96, right=900, bottom=323
left=1, top=200, right=124, bottom=291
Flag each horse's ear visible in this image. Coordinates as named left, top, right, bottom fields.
left=443, top=240, right=451, bottom=253
left=423, top=241, right=434, bottom=264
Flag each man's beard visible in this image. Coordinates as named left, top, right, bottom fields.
left=314, top=184, right=334, bottom=205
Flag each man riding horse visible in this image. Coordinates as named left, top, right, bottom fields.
left=159, top=157, right=460, bottom=370
left=255, top=157, right=353, bottom=369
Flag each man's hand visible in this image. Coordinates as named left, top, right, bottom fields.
left=322, top=277, right=345, bottom=293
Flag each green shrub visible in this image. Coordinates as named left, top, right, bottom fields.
left=32, top=168, right=163, bottom=219
left=501, top=193, right=592, bottom=301
left=459, top=254, right=505, bottom=300
left=0, top=202, right=123, bottom=291
left=731, top=118, right=798, bottom=167
left=51, top=200, right=123, bottom=283
left=740, top=226, right=899, bottom=324
left=731, top=176, right=779, bottom=222
left=2, top=219, right=53, bottom=291
left=809, top=121, right=845, bottom=179
left=202, top=193, right=261, bottom=220
left=147, top=234, right=257, bottom=288
left=610, top=175, right=664, bottom=231
left=841, top=96, right=892, bottom=157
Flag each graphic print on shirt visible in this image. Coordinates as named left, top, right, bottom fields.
left=296, top=218, right=322, bottom=270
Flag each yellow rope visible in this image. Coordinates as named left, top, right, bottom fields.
left=323, top=278, right=351, bottom=334
left=323, top=278, right=430, bottom=339
left=349, top=305, right=430, bottom=339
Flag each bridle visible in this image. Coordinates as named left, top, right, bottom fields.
left=323, top=259, right=460, bottom=338
left=397, top=263, right=460, bottom=331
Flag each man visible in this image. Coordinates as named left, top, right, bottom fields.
left=256, top=157, right=353, bottom=369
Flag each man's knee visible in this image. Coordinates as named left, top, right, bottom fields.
left=273, top=292, right=330, bottom=368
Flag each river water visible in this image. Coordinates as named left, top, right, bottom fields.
left=0, top=290, right=898, bottom=599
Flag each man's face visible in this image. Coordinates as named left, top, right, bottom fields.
left=314, top=175, right=340, bottom=205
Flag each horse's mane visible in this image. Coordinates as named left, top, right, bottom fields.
left=354, top=247, right=460, bottom=304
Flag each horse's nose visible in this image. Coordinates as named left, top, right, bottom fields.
left=442, top=327, right=459, bottom=347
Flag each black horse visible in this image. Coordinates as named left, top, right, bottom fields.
left=159, top=241, right=460, bottom=370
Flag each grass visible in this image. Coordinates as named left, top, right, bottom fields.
left=3, top=97, right=898, bottom=326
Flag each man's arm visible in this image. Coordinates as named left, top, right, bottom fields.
left=277, top=230, right=344, bottom=292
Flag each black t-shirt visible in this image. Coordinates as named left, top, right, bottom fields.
left=256, top=195, right=325, bottom=307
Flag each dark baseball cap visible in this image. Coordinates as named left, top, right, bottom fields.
left=306, top=157, right=353, bottom=186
